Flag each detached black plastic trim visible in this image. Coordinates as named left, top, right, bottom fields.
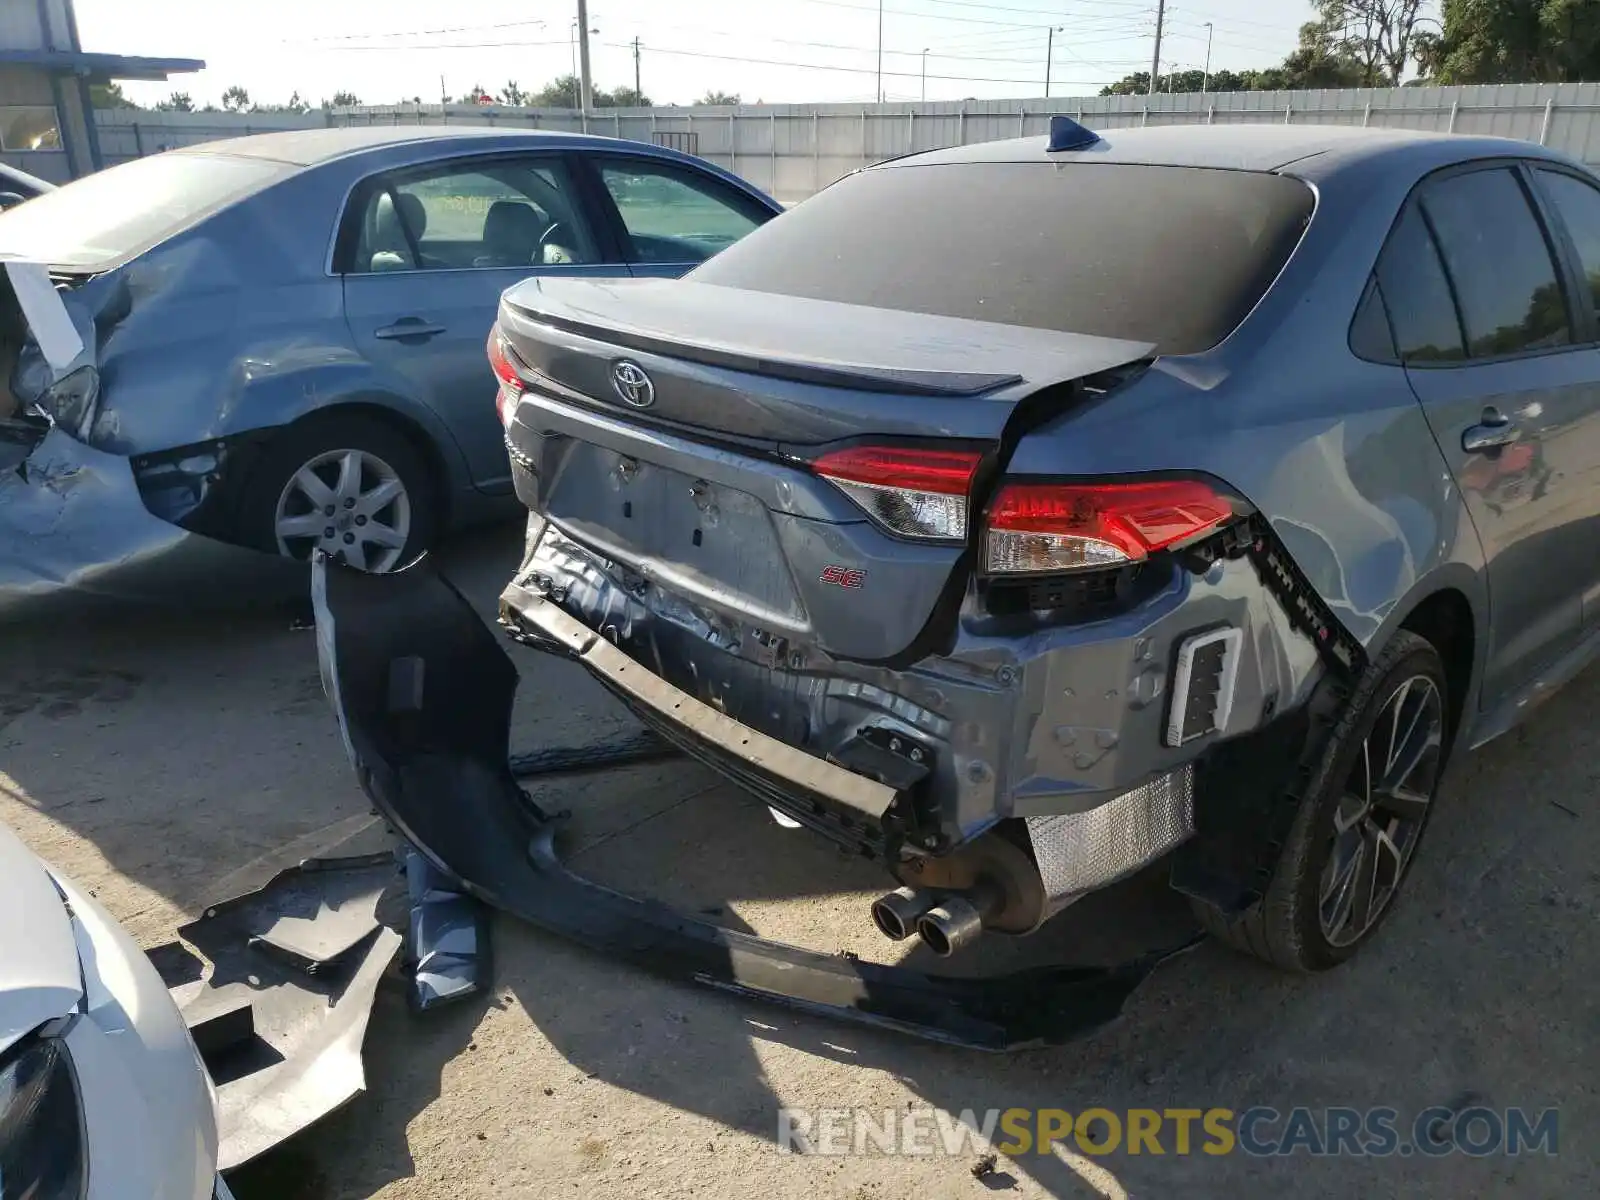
left=312, top=552, right=1187, bottom=1051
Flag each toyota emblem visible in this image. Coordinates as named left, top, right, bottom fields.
left=611, top=360, right=656, bottom=409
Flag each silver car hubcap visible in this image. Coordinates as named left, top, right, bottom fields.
left=273, top=448, right=411, bottom=572
left=1318, top=674, right=1443, bottom=948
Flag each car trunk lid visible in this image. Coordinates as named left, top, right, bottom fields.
left=498, top=277, right=1154, bottom=661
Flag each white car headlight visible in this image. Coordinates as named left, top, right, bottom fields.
left=0, top=1032, right=86, bottom=1199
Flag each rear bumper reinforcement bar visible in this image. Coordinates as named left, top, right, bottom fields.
left=311, top=553, right=1187, bottom=1051
left=508, top=585, right=897, bottom=821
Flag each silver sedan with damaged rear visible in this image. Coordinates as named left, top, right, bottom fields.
left=492, top=119, right=1600, bottom=972
left=0, top=126, right=779, bottom=619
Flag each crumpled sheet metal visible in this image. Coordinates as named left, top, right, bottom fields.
left=164, top=855, right=401, bottom=1171
left=313, top=552, right=1190, bottom=1052
left=0, top=425, right=305, bottom=622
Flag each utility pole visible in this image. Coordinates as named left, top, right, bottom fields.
left=876, top=0, right=884, bottom=103
left=921, top=48, right=928, bottom=103
left=1148, top=0, right=1165, bottom=97
left=1045, top=25, right=1062, bottom=98
left=576, top=0, right=594, bottom=115
left=439, top=74, right=447, bottom=105
left=633, top=36, right=641, bottom=102
left=1202, top=22, right=1213, bottom=93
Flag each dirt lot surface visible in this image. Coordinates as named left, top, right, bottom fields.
left=2, top=523, right=1595, bottom=1199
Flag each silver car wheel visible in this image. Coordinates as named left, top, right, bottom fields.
left=1318, top=674, right=1443, bottom=948
left=272, top=447, right=412, bottom=572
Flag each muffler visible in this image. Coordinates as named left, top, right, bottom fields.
left=916, top=879, right=1005, bottom=958
left=870, top=887, right=937, bottom=941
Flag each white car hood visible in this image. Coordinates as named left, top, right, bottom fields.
left=0, top=822, right=82, bottom=1054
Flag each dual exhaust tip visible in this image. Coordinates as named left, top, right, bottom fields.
left=870, top=884, right=995, bottom=957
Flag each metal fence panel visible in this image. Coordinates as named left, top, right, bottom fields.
left=94, top=83, right=1600, bottom=202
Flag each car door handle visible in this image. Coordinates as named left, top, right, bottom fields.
left=1462, top=409, right=1521, bottom=454
left=374, top=319, right=447, bottom=341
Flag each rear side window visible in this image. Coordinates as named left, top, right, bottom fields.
left=1419, top=168, right=1572, bottom=358
left=1536, top=168, right=1600, bottom=316
left=1374, top=206, right=1465, bottom=363
left=1349, top=277, right=1398, bottom=362
left=0, top=152, right=287, bottom=270
left=690, top=162, right=1313, bottom=355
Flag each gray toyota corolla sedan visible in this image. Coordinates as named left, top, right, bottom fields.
left=481, top=120, right=1600, bottom=972
left=0, top=126, right=779, bottom=617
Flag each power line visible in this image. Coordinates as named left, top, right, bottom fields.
left=904, top=0, right=1158, bottom=15
left=296, top=19, right=546, bottom=45
left=612, top=39, right=1116, bottom=86
left=322, top=26, right=1147, bottom=69
left=328, top=33, right=1145, bottom=84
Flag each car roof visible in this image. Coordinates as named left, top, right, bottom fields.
left=171, top=124, right=618, bottom=167
left=885, top=123, right=1567, bottom=175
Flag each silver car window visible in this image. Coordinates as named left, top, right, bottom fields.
left=1536, top=168, right=1600, bottom=317
left=0, top=152, right=287, bottom=270
left=596, top=159, right=766, bottom=264
left=351, top=157, right=599, bottom=274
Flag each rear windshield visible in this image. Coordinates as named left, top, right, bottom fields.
left=0, top=152, right=289, bottom=270
left=691, top=162, right=1314, bottom=355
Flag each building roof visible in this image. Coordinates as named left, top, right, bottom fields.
left=0, top=49, right=203, bottom=81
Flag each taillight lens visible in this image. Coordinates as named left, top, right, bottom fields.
left=488, top=328, right=523, bottom=428
left=813, top=445, right=982, bottom=541
left=985, top=479, right=1234, bottom=574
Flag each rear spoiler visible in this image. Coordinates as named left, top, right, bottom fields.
left=504, top=299, right=1023, bottom=397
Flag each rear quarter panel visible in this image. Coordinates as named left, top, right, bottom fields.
left=1004, top=148, right=1490, bottom=698
left=81, top=163, right=474, bottom=491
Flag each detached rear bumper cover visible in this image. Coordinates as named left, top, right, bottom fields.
left=311, top=553, right=1186, bottom=1051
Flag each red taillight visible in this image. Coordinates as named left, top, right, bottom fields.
left=488, top=328, right=523, bottom=428
left=813, top=445, right=982, bottom=541
left=985, top=479, right=1234, bottom=574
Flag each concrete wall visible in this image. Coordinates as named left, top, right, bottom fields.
left=93, top=81, right=1600, bottom=204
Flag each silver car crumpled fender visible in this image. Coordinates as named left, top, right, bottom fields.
left=309, top=551, right=1202, bottom=1052
left=0, top=261, right=305, bottom=622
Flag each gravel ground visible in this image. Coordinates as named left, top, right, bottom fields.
left=1, top=522, right=1595, bottom=1199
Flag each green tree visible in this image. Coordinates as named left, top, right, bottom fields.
left=457, top=83, right=493, bottom=105
left=603, top=86, right=652, bottom=107
left=221, top=85, right=251, bottom=112
left=276, top=90, right=310, bottom=114
left=1314, top=0, right=1428, bottom=86
left=698, top=90, right=740, bottom=105
left=326, top=90, right=361, bottom=108
left=156, top=91, right=194, bottom=112
left=1427, top=0, right=1600, bottom=83
left=89, top=81, right=137, bottom=109
left=499, top=81, right=528, bottom=106
left=530, top=76, right=580, bottom=107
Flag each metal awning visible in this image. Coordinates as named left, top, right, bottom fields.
left=0, top=50, right=203, bottom=81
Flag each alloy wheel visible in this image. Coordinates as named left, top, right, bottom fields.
left=1318, top=674, right=1444, bottom=947
left=273, top=448, right=412, bottom=572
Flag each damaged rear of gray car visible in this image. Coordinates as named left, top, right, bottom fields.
left=484, top=121, right=1600, bottom=977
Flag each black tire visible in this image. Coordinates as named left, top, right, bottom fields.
left=237, top=412, right=439, bottom=571
left=1193, top=630, right=1450, bottom=971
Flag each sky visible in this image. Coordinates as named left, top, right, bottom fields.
left=76, top=0, right=1319, bottom=109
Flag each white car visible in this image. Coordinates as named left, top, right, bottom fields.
left=1, top=820, right=231, bottom=1199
